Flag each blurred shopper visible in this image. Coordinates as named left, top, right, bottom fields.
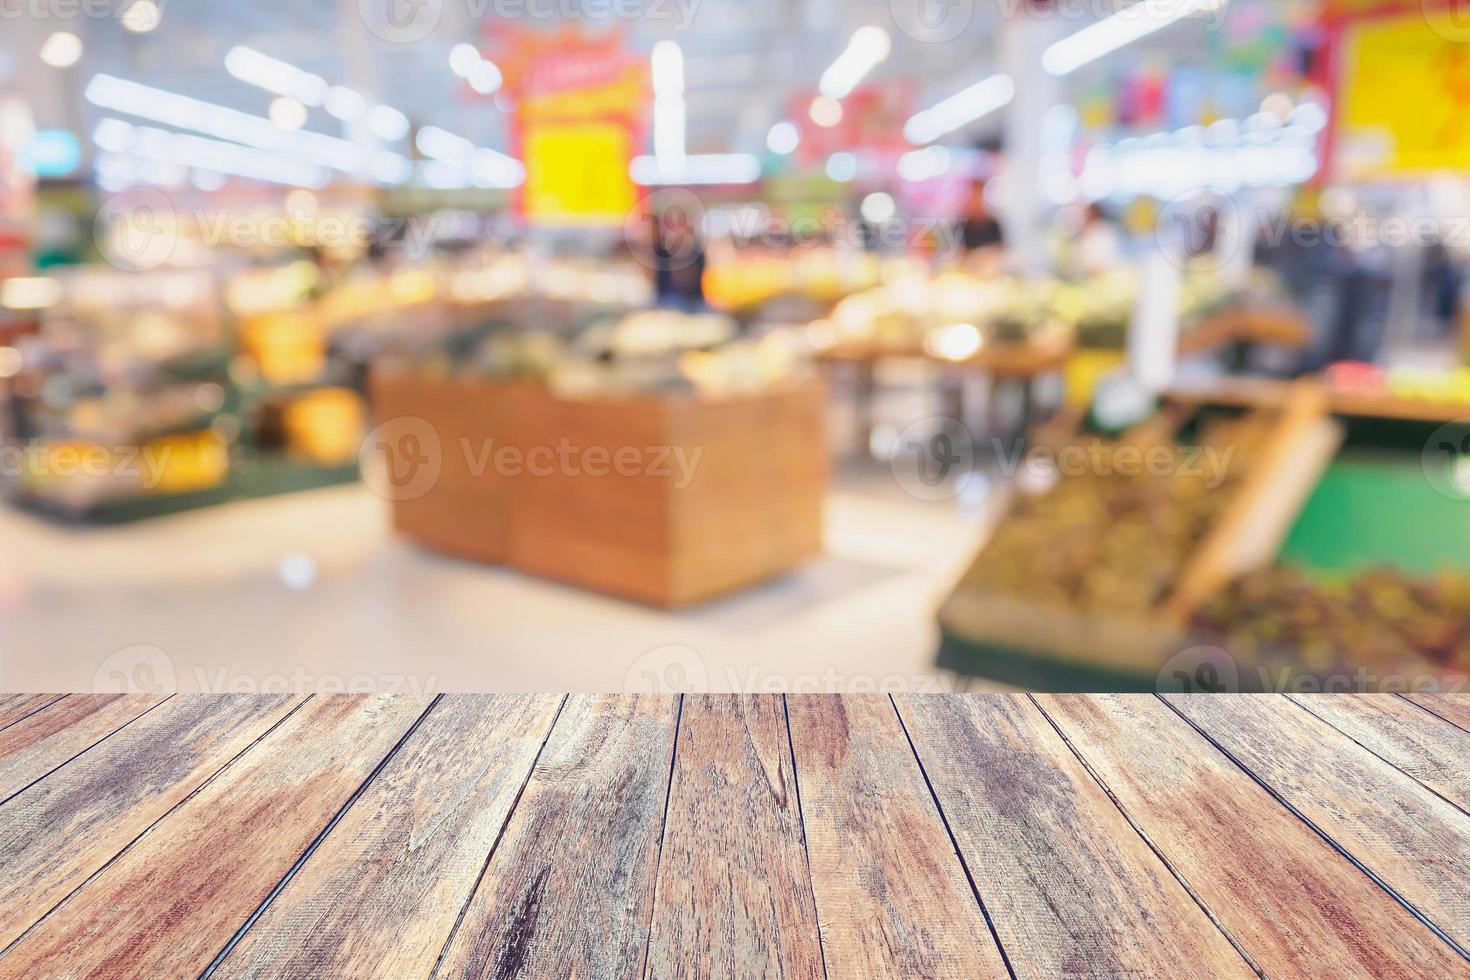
left=648, top=204, right=707, bottom=311
left=960, top=180, right=1005, bottom=253
left=1070, top=202, right=1123, bottom=277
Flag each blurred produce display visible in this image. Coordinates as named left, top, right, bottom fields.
left=1193, top=566, right=1470, bottom=678
left=956, top=411, right=1273, bottom=618
left=811, top=265, right=1236, bottom=358
left=391, top=307, right=812, bottom=400
left=445, top=251, right=651, bottom=309
left=703, top=247, right=921, bottom=313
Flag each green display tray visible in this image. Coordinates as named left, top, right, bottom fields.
left=936, top=634, right=1158, bottom=692
left=239, top=457, right=360, bottom=499
left=11, top=483, right=239, bottom=526
left=1280, top=453, right=1470, bottom=577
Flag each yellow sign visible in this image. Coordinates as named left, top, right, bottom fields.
left=523, top=123, right=638, bottom=225
left=1338, top=12, right=1470, bottom=178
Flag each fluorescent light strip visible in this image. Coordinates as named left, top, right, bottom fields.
left=84, top=73, right=410, bottom=181
left=225, top=46, right=327, bottom=105
left=108, top=120, right=330, bottom=187
left=631, top=154, right=761, bottom=186
left=415, top=125, right=524, bottom=188
left=819, top=26, right=891, bottom=100
left=903, top=73, right=1015, bottom=145
left=227, top=46, right=408, bottom=142
left=1042, top=0, right=1222, bottom=76
left=651, top=41, right=687, bottom=174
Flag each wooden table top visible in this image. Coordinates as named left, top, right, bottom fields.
left=1, top=693, right=1468, bottom=978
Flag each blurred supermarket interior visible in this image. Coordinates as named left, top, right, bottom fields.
left=3, top=0, right=1470, bottom=693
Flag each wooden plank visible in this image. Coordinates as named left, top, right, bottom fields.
left=1404, top=694, right=1470, bottom=735
left=0, top=694, right=167, bottom=803
left=0, top=695, right=64, bottom=732
left=643, top=695, right=823, bottom=980
left=208, top=695, right=564, bottom=979
left=1162, top=385, right=1343, bottom=623
left=435, top=694, right=680, bottom=980
left=1038, top=694, right=1467, bottom=978
left=0, top=694, right=302, bottom=953
left=1288, top=695, right=1470, bottom=815
left=1167, top=694, right=1470, bottom=955
left=785, top=694, right=1008, bottom=980
left=0, top=694, right=430, bottom=977
left=893, top=694, right=1253, bottom=978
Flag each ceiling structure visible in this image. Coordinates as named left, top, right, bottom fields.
left=0, top=0, right=1244, bottom=172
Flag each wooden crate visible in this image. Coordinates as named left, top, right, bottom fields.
left=367, top=370, right=533, bottom=564
left=509, top=381, right=828, bottom=606
left=938, top=384, right=1343, bottom=687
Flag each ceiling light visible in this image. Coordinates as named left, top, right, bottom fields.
left=860, top=191, right=895, bottom=224
left=631, top=154, right=761, bottom=185
left=102, top=120, right=329, bottom=187
left=824, top=152, right=857, bottom=182
left=819, top=26, right=891, bottom=100
left=225, top=46, right=327, bottom=105
left=468, top=60, right=503, bottom=95
left=324, top=86, right=366, bottom=121
left=809, top=96, right=843, bottom=128
left=449, top=43, right=481, bottom=78
left=651, top=40, right=684, bottom=99
left=766, top=121, right=799, bottom=155
left=84, top=74, right=409, bottom=181
left=903, top=73, right=1015, bottom=144
left=120, top=0, right=162, bottom=33
left=1042, top=0, right=1224, bottom=77
left=40, top=32, right=83, bottom=69
left=652, top=41, right=686, bottom=173
left=368, top=105, right=410, bottom=141
left=269, top=97, right=308, bottom=131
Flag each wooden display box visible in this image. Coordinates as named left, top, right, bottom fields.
left=509, top=382, right=828, bottom=606
left=369, top=370, right=829, bottom=606
left=938, top=384, right=1343, bottom=689
left=368, top=370, right=534, bottom=565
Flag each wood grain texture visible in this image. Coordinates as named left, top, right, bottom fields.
left=643, top=695, right=823, bottom=980
left=0, top=694, right=429, bottom=977
left=894, top=694, right=1253, bottom=979
left=0, top=694, right=301, bottom=953
left=1038, top=694, right=1467, bottom=978
left=0, top=694, right=166, bottom=802
left=0, top=695, right=64, bottom=732
left=1288, top=694, right=1470, bottom=815
left=435, top=694, right=680, bottom=980
left=1404, top=694, right=1470, bottom=736
left=786, top=694, right=1009, bottom=980
left=1167, top=694, right=1470, bottom=955
left=210, top=694, right=564, bottom=980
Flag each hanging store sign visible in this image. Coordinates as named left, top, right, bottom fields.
left=495, top=27, right=647, bottom=226
left=1326, top=1, right=1470, bottom=178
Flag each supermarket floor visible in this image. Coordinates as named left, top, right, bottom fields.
left=0, top=460, right=1005, bottom=693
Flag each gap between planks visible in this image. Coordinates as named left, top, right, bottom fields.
left=1157, top=695, right=1470, bottom=965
